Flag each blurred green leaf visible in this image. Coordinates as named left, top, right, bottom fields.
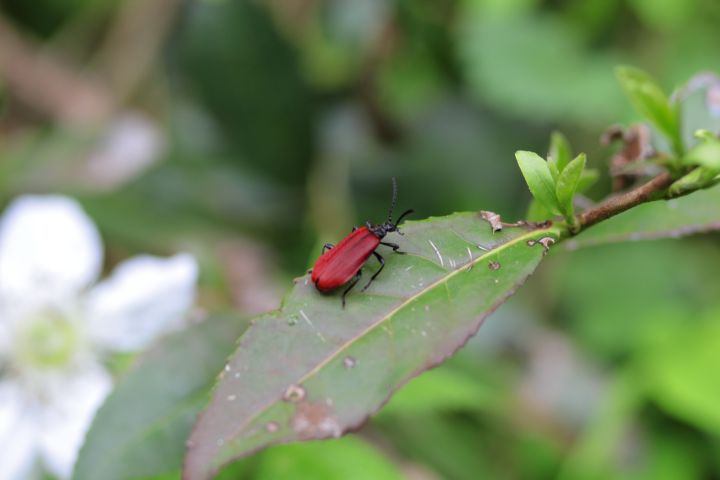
left=576, top=169, right=599, bottom=193
left=1, top=0, right=119, bottom=36
left=641, top=317, right=720, bottom=434
left=374, top=413, right=492, bottom=480
left=683, top=137, right=720, bottom=172
left=184, top=214, right=561, bottom=479
left=628, top=0, right=696, bottom=32
left=623, top=432, right=704, bottom=480
left=615, top=66, right=682, bottom=155
left=549, top=131, right=572, bottom=173
left=224, top=436, right=404, bottom=480
left=458, top=13, right=623, bottom=124
left=515, top=150, right=561, bottom=214
left=555, top=153, right=586, bottom=218
left=73, top=314, right=248, bottom=480
left=176, top=0, right=314, bottom=185
left=668, top=166, right=719, bottom=197
left=550, top=240, right=720, bottom=357
left=557, top=373, right=644, bottom=480
left=378, top=365, right=501, bottom=417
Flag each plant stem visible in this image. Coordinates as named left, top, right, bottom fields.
left=576, top=172, right=673, bottom=231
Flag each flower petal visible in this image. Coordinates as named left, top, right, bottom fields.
left=0, top=382, right=40, bottom=480
left=37, top=365, right=112, bottom=480
left=0, top=196, right=103, bottom=299
left=86, top=254, right=198, bottom=351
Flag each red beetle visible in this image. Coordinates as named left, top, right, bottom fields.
left=311, top=178, right=414, bottom=307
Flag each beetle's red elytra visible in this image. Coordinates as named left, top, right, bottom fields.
left=310, top=178, right=413, bottom=307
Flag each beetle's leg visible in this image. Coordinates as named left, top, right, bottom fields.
left=380, top=241, right=405, bottom=254
left=362, top=251, right=385, bottom=292
left=321, top=243, right=335, bottom=254
left=351, top=226, right=359, bottom=232
left=342, top=271, right=362, bottom=309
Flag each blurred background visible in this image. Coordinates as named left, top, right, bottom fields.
left=1, top=0, right=720, bottom=478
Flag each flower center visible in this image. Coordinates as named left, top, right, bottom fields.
left=17, top=310, right=79, bottom=369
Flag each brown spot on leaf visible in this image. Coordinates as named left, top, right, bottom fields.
left=538, top=237, right=555, bottom=253
left=488, top=261, right=501, bottom=271
left=291, top=401, right=342, bottom=440
left=481, top=211, right=551, bottom=232
left=480, top=210, right=503, bottom=233
left=527, top=237, right=555, bottom=253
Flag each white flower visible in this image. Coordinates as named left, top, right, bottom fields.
left=0, top=196, right=198, bottom=480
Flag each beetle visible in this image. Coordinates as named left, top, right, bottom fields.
left=311, top=178, right=414, bottom=307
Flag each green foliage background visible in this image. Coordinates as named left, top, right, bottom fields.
left=1, top=0, right=719, bottom=478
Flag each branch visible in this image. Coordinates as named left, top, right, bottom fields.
left=0, top=0, right=182, bottom=126
left=577, top=172, right=674, bottom=230
left=0, top=15, right=113, bottom=126
left=90, top=0, right=183, bottom=102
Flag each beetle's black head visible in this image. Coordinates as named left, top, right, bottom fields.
left=367, top=178, right=414, bottom=238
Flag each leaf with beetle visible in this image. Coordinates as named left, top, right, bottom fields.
left=183, top=210, right=561, bottom=479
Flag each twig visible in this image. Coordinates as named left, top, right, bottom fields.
left=90, top=0, right=183, bottom=102
left=0, top=15, right=113, bottom=126
left=577, top=172, right=673, bottom=231
left=0, top=0, right=182, bottom=127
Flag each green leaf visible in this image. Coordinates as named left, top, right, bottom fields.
left=236, top=437, right=404, bottom=480
left=628, top=0, right=695, bottom=31
left=682, top=138, right=720, bottom=173
left=177, top=1, right=314, bottom=186
left=526, top=199, right=552, bottom=222
left=556, top=372, right=644, bottom=480
left=183, top=213, right=561, bottom=479
left=615, top=66, right=682, bottom=155
left=547, top=159, right=560, bottom=182
left=576, top=169, right=599, bottom=193
left=565, top=186, right=720, bottom=249
left=693, top=129, right=717, bottom=142
left=641, top=319, right=720, bottom=434
left=668, top=167, right=719, bottom=197
left=457, top=13, right=624, bottom=124
left=555, top=153, right=587, bottom=217
left=631, top=433, right=705, bottom=480
left=378, top=366, right=501, bottom=417
left=73, top=314, right=248, bottom=480
left=515, top=150, right=561, bottom=214
left=549, top=131, right=572, bottom=172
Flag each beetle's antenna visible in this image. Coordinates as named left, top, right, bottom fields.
left=388, top=177, right=398, bottom=222
left=395, top=209, right=414, bottom=225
